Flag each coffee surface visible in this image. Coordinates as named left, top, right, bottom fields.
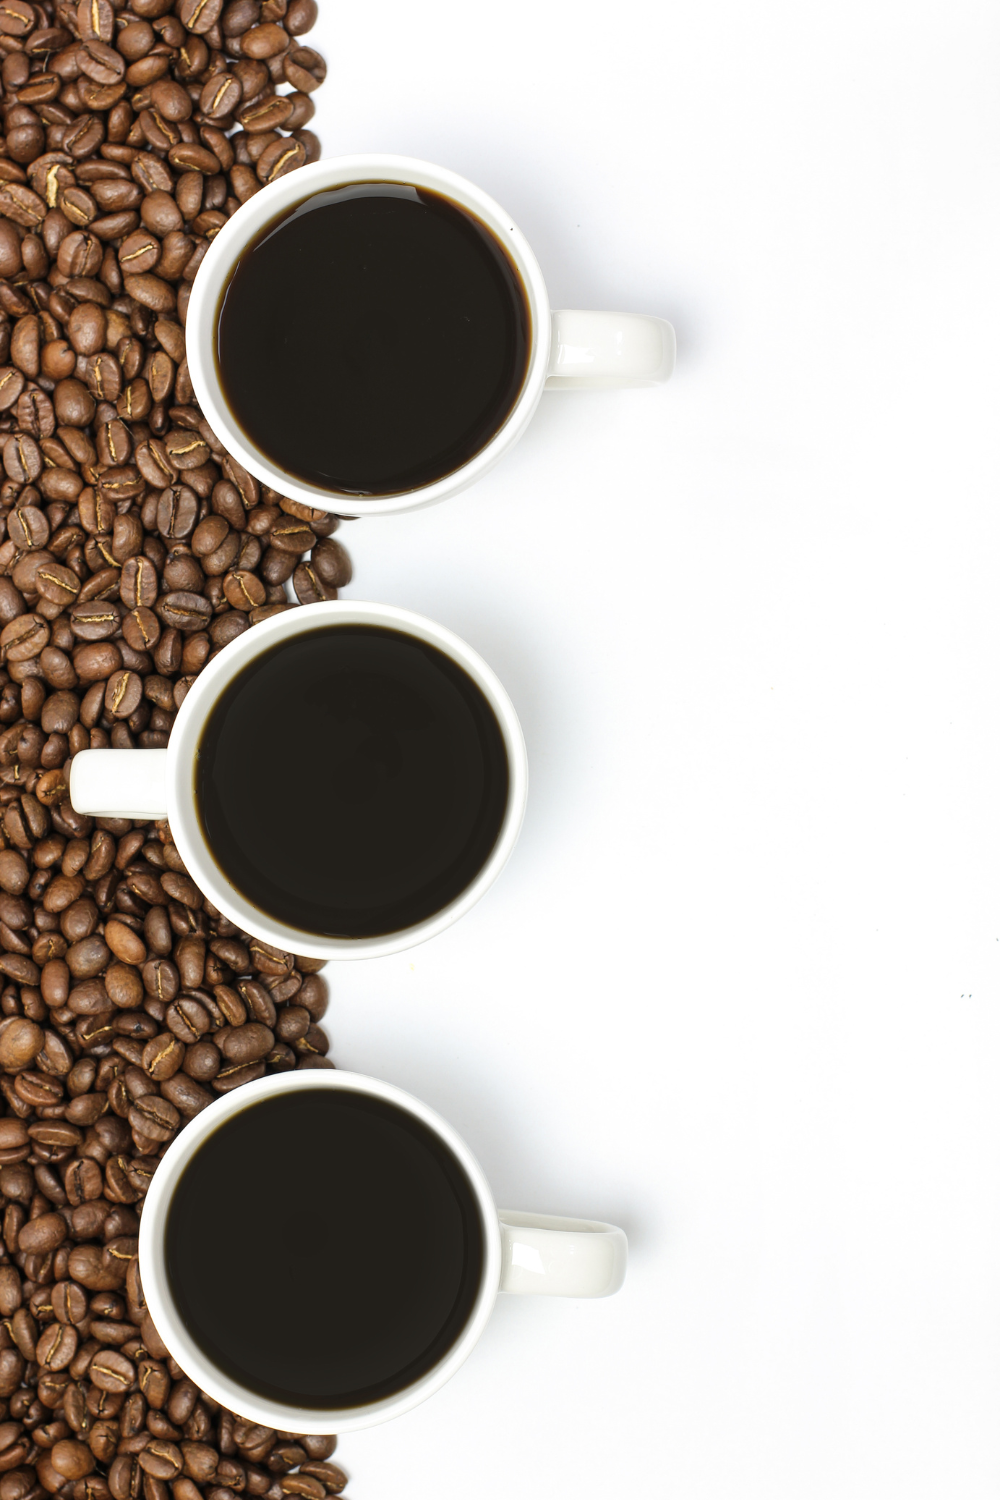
left=216, top=183, right=531, bottom=495
left=195, top=625, right=509, bottom=937
left=165, top=1089, right=485, bottom=1407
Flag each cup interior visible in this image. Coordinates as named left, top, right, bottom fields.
left=138, top=1070, right=502, bottom=1433
left=166, top=600, right=528, bottom=960
left=186, top=155, right=551, bottom=516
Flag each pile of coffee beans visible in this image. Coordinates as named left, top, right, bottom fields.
left=0, top=0, right=356, bottom=1491
left=0, top=894, right=350, bottom=1500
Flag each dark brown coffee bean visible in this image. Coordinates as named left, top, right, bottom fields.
left=0, top=1, right=34, bottom=38
left=66, top=936, right=111, bottom=980
left=212, top=986, right=245, bottom=1027
left=102, top=964, right=141, bottom=1012
left=104, top=672, right=142, bottom=720
left=9, top=316, right=40, bottom=381
left=155, top=592, right=211, bottom=632
left=118, top=608, right=158, bottom=656
left=97, top=466, right=144, bottom=504
left=140, top=192, right=182, bottom=238
left=163, top=551, right=205, bottom=593
left=219, top=1023, right=273, bottom=1064
left=1, top=614, right=49, bottom=663
left=239, top=20, right=286, bottom=55
left=126, top=1095, right=178, bottom=1142
left=0, top=367, right=25, bottom=412
left=16, top=387, right=56, bottom=441
left=202, top=531, right=241, bottom=576
left=3, top=433, right=41, bottom=489
left=89, top=1351, right=134, bottom=1393
left=52, top=1281, right=88, bottom=1325
left=18, top=1212, right=67, bottom=1254
left=297, top=1464, right=345, bottom=1493
left=74, top=643, right=123, bottom=683
left=238, top=95, right=294, bottom=133
left=267, top=519, right=315, bottom=555
left=278, top=1477, right=324, bottom=1500
left=71, top=602, right=122, bottom=642
left=0, top=183, right=45, bottom=228
left=36, top=563, right=82, bottom=608
left=119, top=231, right=160, bottom=278
left=135, top=439, right=175, bottom=490
left=140, top=1034, right=182, bottom=1081
left=255, top=138, right=307, bottom=184
left=58, top=232, right=102, bottom=279
left=291, top=562, right=335, bottom=605
left=177, top=0, right=224, bottom=30
left=36, top=1323, right=79, bottom=1373
left=259, top=546, right=295, bottom=586
left=155, top=486, right=198, bottom=541
left=7, top=504, right=48, bottom=550
left=212, top=1060, right=265, bottom=1092
left=164, top=430, right=210, bottom=471
left=158, top=1072, right=211, bottom=1118
left=67, top=304, right=106, bottom=357
left=138, top=1442, right=181, bottom=1481
left=108, top=1455, right=139, bottom=1500
left=164, top=997, right=209, bottom=1044
left=285, top=0, right=317, bottom=31
left=222, top=570, right=264, bottom=611
left=283, top=43, right=325, bottom=89
left=119, top=557, right=159, bottom=612
left=54, top=379, right=96, bottom=428
left=77, top=38, right=125, bottom=85
left=160, top=871, right=201, bottom=909
left=310, top=538, right=352, bottom=587
left=122, top=275, right=174, bottom=314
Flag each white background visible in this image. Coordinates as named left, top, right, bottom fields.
left=299, top=2, right=1000, bottom=1495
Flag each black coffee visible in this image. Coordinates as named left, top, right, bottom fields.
left=164, top=1088, right=485, bottom=1408
left=195, top=625, right=509, bottom=938
left=216, top=183, right=531, bottom=496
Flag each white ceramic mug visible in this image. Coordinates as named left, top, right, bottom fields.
left=139, top=1068, right=627, bottom=1433
left=186, top=154, right=675, bottom=517
left=68, top=601, right=527, bottom=959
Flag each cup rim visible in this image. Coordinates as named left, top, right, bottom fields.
left=138, top=1068, right=503, bottom=1433
left=166, top=599, right=528, bottom=959
left=185, top=153, right=551, bottom=517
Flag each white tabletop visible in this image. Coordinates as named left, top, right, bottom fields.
left=305, top=1, right=1000, bottom=1494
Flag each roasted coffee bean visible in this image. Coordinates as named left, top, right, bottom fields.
left=126, top=1094, right=178, bottom=1142
left=310, top=538, right=352, bottom=588
left=89, top=1351, right=134, bottom=1394
left=7, top=504, right=47, bottom=547
left=138, top=1442, right=181, bottom=1481
left=104, top=672, right=142, bottom=720
left=291, top=562, right=335, bottom=605
left=36, top=1323, right=78, bottom=1373
left=256, top=138, right=307, bottom=183
left=222, top=570, right=264, bottom=611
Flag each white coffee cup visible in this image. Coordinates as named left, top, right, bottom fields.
left=186, top=154, right=675, bottom=518
left=68, top=600, right=527, bottom=960
left=139, top=1067, right=627, bottom=1433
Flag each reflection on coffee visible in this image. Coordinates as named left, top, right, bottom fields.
left=194, top=625, right=510, bottom=937
left=216, top=183, right=531, bottom=495
left=165, top=1089, right=485, bottom=1407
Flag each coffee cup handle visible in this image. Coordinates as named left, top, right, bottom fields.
left=497, top=1210, right=627, bottom=1297
left=545, top=310, right=675, bottom=388
left=69, top=748, right=169, bottom=820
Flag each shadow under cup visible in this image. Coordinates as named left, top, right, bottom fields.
left=193, top=622, right=511, bottom=940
